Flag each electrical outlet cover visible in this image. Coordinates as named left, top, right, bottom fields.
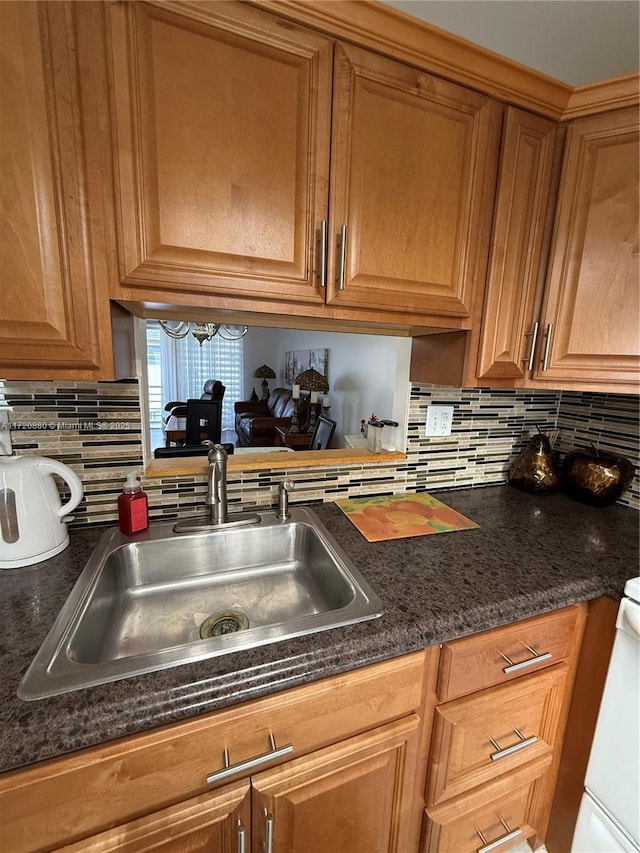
left=425, top=405, right=454, bottom=437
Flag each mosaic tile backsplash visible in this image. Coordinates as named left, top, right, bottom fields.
left=1, top=379, right=638, bottom=527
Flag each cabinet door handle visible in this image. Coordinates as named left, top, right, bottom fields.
left=522, top=321, right=539, bottom=372
left=500, top=644, right=552, bottom=674
left=337, top=224, right=347, bottom=290
left=206, top=733, right=293, bottom=784
left=264, top=808, right=274, bottom=853
left=476, top=818, right=522, bottom=853
left=237, top=819, right=246, bottom=853
left=540, top=322, right=553, bottom=371
left=318, top=220, right=328, bottom=287
left=489, top=728, right=538, bottom=761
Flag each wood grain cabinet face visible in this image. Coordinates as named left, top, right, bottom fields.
left=108, top=1, right=333, bottom=303
left=252, top=716, right=422, bottom=853
left=108, top=3, right=503, bottom=323
left=427, top=665, right=568, bottom=805
left=423, top=605, right=587, bottom=853
left=437, top=604, right=581, bottom=702
left=533, top=107, right=640, bottom=389
left=0, top=651, right=434, bottom=853
left=64, top=716, right=422, bottom=853
left=0, top=2, right=114, bottom=379
left=422, top=758, right=549, bottom=853
left=58, top=780, right=252, bottom=853
left=476, top=107, right=559, bottom=382
left=327, top=43, right=502, bottom=319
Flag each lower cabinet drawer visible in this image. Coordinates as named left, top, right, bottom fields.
left=422, top=756, right=552, bottom=853
left=427, top=664, right=569, bottom=805
left=437, top=604, right=585, bottom=701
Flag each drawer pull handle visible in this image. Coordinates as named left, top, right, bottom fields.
left=206, top=733, right=293, bottom=784
left=476, top=817, right=522, bottom=853
left=264, top=808, right=274, bottom=853
left=237, top=819, right=246, bottom=853
left=500, top=644, right=552, bottom=674
left=489, top=728, right=538, bottom=761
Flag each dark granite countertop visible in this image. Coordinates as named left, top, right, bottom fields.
left=0, top=486, right=637, bottom=775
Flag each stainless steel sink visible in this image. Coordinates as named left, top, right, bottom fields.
left=18, top=507, right=382, bottom=700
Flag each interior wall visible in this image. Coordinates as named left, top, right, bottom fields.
left=272, top=328, right=410, bottom=446
left=238, top=326, right=411, bottom=447
left=242, top=327, right=278, bottom=401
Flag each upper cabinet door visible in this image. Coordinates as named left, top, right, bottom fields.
left=326, top=43, right=502, bottom=318
left=535, top=107, right=640, bottom=388
left=108, top=2, right=333, bottom=303
left=476, top=107, right=558, bottom=382
left=0, top=2, right=114, bottom=379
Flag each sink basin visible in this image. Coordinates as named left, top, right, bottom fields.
left=18, top=507, right=383, bottom=699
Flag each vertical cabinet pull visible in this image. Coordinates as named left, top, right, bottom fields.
left=500, top=644, right=552, bottom=674
left=522, top=321, right=539, bottom=372
left=476, top=817, right=522, bottom=853
left=489, top=728, right=538, bottom=761
left=318, top=220, right=328, bottom=287
left=540, top=322, right=553, bottom=371
left=337, top=224, right=347, bottom=290
left=237, top=819, right=246, bottom=853
left=263, top=808, right=274, bottom=853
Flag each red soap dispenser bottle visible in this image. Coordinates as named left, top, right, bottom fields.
left=118, top=472, right=149, bottom=534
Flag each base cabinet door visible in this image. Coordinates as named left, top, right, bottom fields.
left=251, top=715, right=422, bottom=853
left=60, top=716, right=423, bottom=853
left=58, top=780, right=251, bottom=852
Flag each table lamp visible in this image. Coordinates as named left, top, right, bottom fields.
left=294, top=368, right=329, bottom=432
left=254, top=364, right=276, bottom=400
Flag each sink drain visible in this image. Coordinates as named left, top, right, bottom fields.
left=200, top=611, right=250, bottom=638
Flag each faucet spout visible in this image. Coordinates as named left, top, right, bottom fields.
left=206, top=443, right=228, bottom=525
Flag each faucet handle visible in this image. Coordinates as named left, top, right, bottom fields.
left=278, top=479, right=295, bottom=521
left=202, top=440, right=227, bottom=463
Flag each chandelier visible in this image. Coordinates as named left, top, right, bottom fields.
left=158, top=321, right=248, bottom=346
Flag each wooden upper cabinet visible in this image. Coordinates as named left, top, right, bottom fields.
left=326, top=43, right=502, bottom=318
left=108, top=1, right=333, bottom=303
left=476, top=107, right=559, bottom=382
left=533, top=107, right=640, bottom=389
left=0, top=1, right=115, bottom=379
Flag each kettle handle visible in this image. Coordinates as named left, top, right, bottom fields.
left=37, top=459, right=84, bottom=518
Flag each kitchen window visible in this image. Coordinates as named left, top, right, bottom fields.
left=146, top=321, right=244, bottom=450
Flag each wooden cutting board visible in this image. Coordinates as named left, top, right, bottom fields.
left=335, top=493, right=479, bottom=542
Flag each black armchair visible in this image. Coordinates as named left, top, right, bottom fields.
left=164, top=380, right=226, bottom=446
left=164, top=380, right=226, bottom=421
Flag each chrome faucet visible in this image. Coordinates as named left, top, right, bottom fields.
left=205, top=442, right=228, bottom=525
left=174, top=441, right=260, bottom=532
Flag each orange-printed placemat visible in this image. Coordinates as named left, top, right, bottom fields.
left=335, top=493, right=479, bottom=542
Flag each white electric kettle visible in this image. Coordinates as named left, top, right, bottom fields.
left=0, top=455, right=84, bottom=568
